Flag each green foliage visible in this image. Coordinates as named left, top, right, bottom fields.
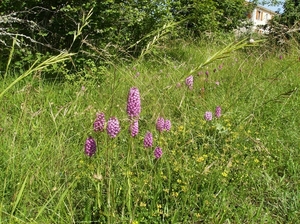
left=265, top=0, right=300, bottom=50
left=171, top=0, right=253, bottom=36
left=0, top=0, right=174, bottom=54
left=281, top=0, right=300, bottom=26
left=215, top=0, right=252, bottom=31
left=0, top=0, right=255, bottom=58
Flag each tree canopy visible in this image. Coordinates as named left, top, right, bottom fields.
left=0, top=0, right=256, bottom=55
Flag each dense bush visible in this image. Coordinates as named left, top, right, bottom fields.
left=0, top=0, right=286, bottom=80
left=0, top=0, right=257, bottom=54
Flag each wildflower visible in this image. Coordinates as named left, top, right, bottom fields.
left=135, top=72, right=140, bottom=78
left=279, top=55, right=283, bottom=60
left=107, top=117, right=120, bottom=138
left=205, top=71, right=209, bottom=77
left=154, top=147, right=163, bottom=159
left=215, top=106, right=221, bottom=118
left=222, top=171, right=228, bottom=177
left=94, top=112, right=105, bottom=132
left=84, top=136, right=96, bottom=156
left=164, top=119, right=171, bottom=131
left=130, top=119, right=139, bottom=137
left=127, top=87, right=141, bottom=119
left=249, top=38, right=255, bottom=44
left=204, top=111, right=213, bottom=121
left=156, top=117, right=165, bottom=132
left=215, top=81, right=220, bottom=86
left=144, top=131, right=153, bottom=148
left=185, top=75, right=193, bottom=89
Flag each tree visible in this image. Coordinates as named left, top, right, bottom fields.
left=171, top=0, right=254, bottom=35
left=281, top=0, right=300, bottom=26
left=215, top=0, right=253, bottom=32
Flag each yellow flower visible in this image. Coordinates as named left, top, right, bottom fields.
left=197, top=156, right=205, bottom=162
left=178, top=125, right=184, bottom=132
left=140, top=202, right=146, bottom=207
left=195, top=213, right=201, bottom=218
left=163, top=188, right=170, bottom=193
left=181, top=185, right=187, bottom=192
left=172, top=192, right=179, bottom=197
left=222, top=171, right=228, bottom=177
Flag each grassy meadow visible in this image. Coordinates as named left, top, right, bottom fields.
left=1, top=38, right=300, bottom=223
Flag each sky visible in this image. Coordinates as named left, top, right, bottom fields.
left=263, top=5, right=283, bottom=13
left=260, top=1, right=284, bottom=13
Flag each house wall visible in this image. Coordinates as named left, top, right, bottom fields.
left=235, top=3, right=277, bottom=35
left=249, top=6, right=276, bottom=32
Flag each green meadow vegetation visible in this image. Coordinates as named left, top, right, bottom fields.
left=1, top=35, right=300, bottom=223
left=1, top=1, right=300, bottom=223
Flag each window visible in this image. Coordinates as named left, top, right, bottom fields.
left=256, top=10, right=264, bottom=21
left=256, top=10, right=261, bottom=20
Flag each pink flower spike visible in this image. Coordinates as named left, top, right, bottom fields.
left=107, top=117, right=121, bottom=138
left=215, top=106, right=222, bottom=118
left=94, top=112, right=106, bottom=132
left=185, top=75, right=193, bottom=89
left=156, top=117, right=165, bottom=132
left=164, top=119, right=171, bottom=131
left=84, top=137, right=96, bottom=157
left=144, top=131, right=153, bottom=148
left=204, top=111, right=213, bottom=121
left=130, top=119, right=139, bottom=137
left=127, top=87, right=141, bottom=119
left=154, top=147, right=163, bottom=159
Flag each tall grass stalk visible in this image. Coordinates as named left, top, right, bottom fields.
left=0, top=52, right=74, bottom=100
left=10, top=175, right=28, bottom=219
left=4, top=35, right=17, bottom=79
left=185, top=38, right=264, bottom=79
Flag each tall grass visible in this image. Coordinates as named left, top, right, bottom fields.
left=0, top=37, right=299, bottom=223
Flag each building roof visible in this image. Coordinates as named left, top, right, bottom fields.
left=255, top=4, right=277, bottom=15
